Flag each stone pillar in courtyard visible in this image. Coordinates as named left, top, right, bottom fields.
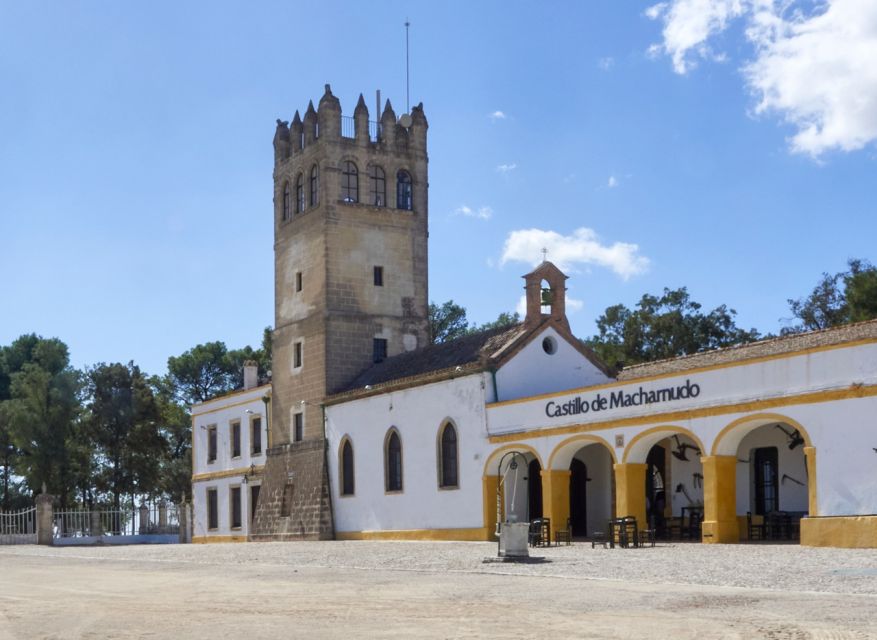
left=614, top=463, right=647, bottom=529
left=35, top=493, right=54, bottom=546
left=138, top=503, right=149, bottom=535
left=540, top=469, right=571, bottom=540
left=701, top=455, right=739, bottom=543
left=90, top=509, right=102, bottom=537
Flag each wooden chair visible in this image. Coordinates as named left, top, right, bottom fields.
left=555, top=517, right=571, bottom=546
left=747, top=512, right=765, bottom=541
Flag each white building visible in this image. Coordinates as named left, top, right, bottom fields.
left=320, top=263, right=877, bottom=548
left=191, top=363, right=269, bottom=543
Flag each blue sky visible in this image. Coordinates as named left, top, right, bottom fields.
left=2, top=1, right=875, bottom=375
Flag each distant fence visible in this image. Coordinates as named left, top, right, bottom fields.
left=0, top=497, right=191, bottom=546
left=53, top=502, right=185, bottom=545
left=0, top=507, right=37, bottom=545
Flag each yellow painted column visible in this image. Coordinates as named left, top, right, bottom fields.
left=804, top=447, right=817, bottom=517
left=614, top=463, right=647, bottom=530
left=482, top=475, right=500, bottom=541
left=701, top=455, right=739, bottom=543
left=540, top=469, right=571, bottom=539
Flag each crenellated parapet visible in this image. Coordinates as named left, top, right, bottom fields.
left=273, top=84, right=428, bottom=166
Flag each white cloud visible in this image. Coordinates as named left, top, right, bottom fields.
left=515, top=295, right=527, bottom=317
left=500, top=227, right=650, bottom=280
left=607, top=175, right=619, bottom=188
left=567, top=297, right=585, bottom=312
left=598, top=57, right=615, bottom=71
left=454, top=204, right=493, bottom=220
left=646, top=0, right=747, bottom=73
left=496, top=163, right=517, bottom=173
left=488, top=110, right=506, bottom=121
left=647, top=0, right=877, bottom=156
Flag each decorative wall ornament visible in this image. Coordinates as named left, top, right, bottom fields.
left=781, top=473, right=805, bottom=486
left=774, top=424, right=805, bottom=450
left=671, top=435, right=701, bottom=461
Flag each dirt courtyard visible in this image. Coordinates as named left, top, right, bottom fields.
left=2, top=541, right=877, bottom=639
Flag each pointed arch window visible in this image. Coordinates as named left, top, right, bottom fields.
left=438, top=422, right=458, bottom=489
left=295, top=173, right=305, bottom=213
left=342, top=161, right=359, bottom=203
left=385, top=429, right=403, bottom=492
left=309, top=164, right=319, bottom=207
left=369, top=166, right=386, bottom=206
left=340, top=438, right=354, bottom=496
left=282, top=182, right=291, bottom=221
left=396, top=170, right=412, bottom=210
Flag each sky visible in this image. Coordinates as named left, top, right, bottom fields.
left=1, top=0, right=876, bottom=376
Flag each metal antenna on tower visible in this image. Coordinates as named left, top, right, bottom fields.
left=405, top=18, right=411, bottom=114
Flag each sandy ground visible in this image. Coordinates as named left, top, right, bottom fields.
left=2, top=541, right=877, bottom=639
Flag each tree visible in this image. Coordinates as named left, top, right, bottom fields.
left=151, top=374, right=191, bottom=502
left=475, top=311, right=521, bottom=332
left=786, top=258, right=877, bottom=332
left=428, top=301, right=470, bottom=344
left=845, top=259, right=877, bottom=323
left=0, top=335, right=81, bottom=506
left=85, top=362, right=165, bottom=509
left=167, top=342, right=237, bottom=404
left=586, top=287, right=760, bottom=368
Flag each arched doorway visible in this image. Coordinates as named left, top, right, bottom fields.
left=735, top=421, right=809, bottom=541
left=645, top=445, right=666, bottom=534
left=625, top=427, right=706, bottom=540
left=710, top=413, right=814, bottom=543
left=569, top=459, right=588, bottom=536
left=528, top=459, right=543, bottom=522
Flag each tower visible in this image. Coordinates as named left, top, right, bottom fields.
left=251, top=85, right=429, bottom=540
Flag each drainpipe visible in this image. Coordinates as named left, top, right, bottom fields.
left=489, top=369, right=499, bottom=403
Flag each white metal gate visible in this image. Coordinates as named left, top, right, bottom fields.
left=0, top=506, right=37, bottom=544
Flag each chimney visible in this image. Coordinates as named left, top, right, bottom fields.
left=243, top=360, right=259, bottom=390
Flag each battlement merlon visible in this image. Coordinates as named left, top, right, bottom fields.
left=273, top=84, right=428, bottom=164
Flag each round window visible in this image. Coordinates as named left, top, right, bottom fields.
left=542, top=336, right=557, bottom=355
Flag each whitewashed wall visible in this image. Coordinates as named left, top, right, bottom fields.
left=325, top=374, right=492, bottom=533
left=192, top=476, right=260, bottom=538
left=495, top=327, right=610, bottom=402
left=191, top=386, right=269, bottom=539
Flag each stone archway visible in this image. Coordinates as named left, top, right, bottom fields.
left=710, top=413, right=814, bottom=544
left=547, top=436, right=616, bottom=539
left=622, top=427, right=706, bottom=535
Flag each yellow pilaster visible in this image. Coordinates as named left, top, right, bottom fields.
left=614, top=463, right=647, bottom=530
left=804, top=446, right=817, bottom=517
left=483, top=475, right=500, bottom=541
left=540, top=469, right=571, bottom=539
left=701, top=455, right=739, bottom=544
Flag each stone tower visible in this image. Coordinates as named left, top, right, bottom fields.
left=251, top=85, right=429, bottom=540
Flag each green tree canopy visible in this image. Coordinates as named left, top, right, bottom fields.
left=428, top=301, right=521, bottom=344
left=786, top=258, right=877, bottom=332
left=586, top=287, right=760, bottom=368
left=85, top=362, right=165, bottom=508
left=0, top=335, right=81, bottom=506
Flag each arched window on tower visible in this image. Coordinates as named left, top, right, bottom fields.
left=340, top=438, right=354, bottom=496
left=438, top=422, right=458, bottom=489
left=295, top=173, right=305, bottom=213
left=309, top=164, right=319, bottom=207
left=282, top=182, right=291, bottom=221
left=385, top=429, right=403, bottom=492
left=396, top=170, right=412, bottom=210
left=369, top=165, right=386, bottom=206
left=342, top=161, right=359, bottom=203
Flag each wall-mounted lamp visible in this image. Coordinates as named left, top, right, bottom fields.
left=241, top=463, right=258, bottom=485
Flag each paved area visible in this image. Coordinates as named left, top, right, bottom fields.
left=2, top=541, right=877, bottom=638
